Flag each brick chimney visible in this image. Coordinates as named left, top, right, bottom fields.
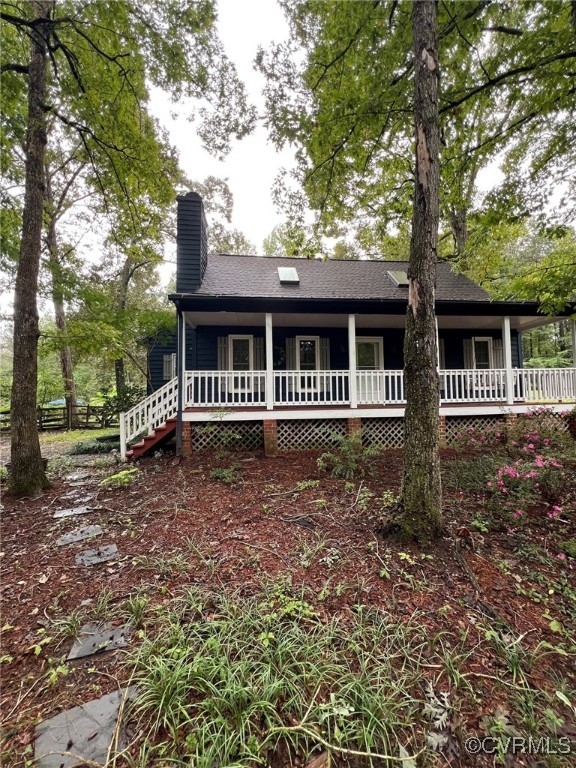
left=176, top=191, right=208, bottom=292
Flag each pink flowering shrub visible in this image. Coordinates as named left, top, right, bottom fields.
left=451, top=423, right=506, bottom=450
left=484, top=454, right=566, bottom=525
left=507, top=407, right=572, bottom=456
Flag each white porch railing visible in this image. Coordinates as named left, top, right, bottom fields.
left=273, top=370, right=350, bottom=405
left=357, top=370, right=404, bottom=404
left=440, top=369, right=507, bottom=403
left=185, top=370, right=267, bottom=408
left=514, top=367, right=576, bottom=403
left=120, top=376, right=178, bottom=460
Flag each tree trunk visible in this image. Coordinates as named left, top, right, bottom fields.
left=114, top=358, right=126, bottom=393
left=9, top=1, right=52, bottom=496
left=45, top=171, right=79, bottom=426
left=399, top=0, right=442, bottom=542
left=113, top=257, right=134, bottom=393
left=449, top=206, right=468, bottom=260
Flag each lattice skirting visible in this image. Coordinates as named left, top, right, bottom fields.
left=445, top=415, right=506, bottom=446
left=193, top=421, right=264, bottom=451
left=362, top=417, right=404, bottom=449
left=277, top=419, right=347, bottom=451
left=516, top=410, right=570, bottom=433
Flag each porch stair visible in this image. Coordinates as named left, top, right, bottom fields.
left=120, top=376, right=179, bottom=461
left=125, top=418, right=177, bottom=462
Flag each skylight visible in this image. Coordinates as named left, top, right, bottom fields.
left=278, top=266, right=300, bottom=285
left=387, top=270, right=409, bottom=287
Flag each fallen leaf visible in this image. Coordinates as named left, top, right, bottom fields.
left=38, top=574, right=48, bottom=584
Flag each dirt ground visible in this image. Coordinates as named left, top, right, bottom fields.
left=1, top=444, right=575, bottom=766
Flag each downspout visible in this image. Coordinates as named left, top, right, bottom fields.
left=176, top=307, right=184, bottom=455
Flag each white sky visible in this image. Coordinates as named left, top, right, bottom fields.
left=149, top=0, right=294, bottom=254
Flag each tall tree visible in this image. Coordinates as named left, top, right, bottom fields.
left=2, top=0, right=254, bottom=495
left=258, top=0, right=575, bottom=540
left=400, top=0, right=442, bottom=540
left=8, top=0, right=51, bottom=495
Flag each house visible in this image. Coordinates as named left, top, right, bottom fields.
left=121, top=192, right=576, bottom=460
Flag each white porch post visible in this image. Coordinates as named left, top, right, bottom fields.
left=348, top=313, right=357, bottom=408
left=265, top=312, right=274, bottom=410
left=571, top=318, right=576, bottom=367
left=502, top=315, right=514, bottom=405
left=435, top=316, right=440, bottom=371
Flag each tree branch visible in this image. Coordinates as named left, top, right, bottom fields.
left=0, top=62, right=29, bottom=74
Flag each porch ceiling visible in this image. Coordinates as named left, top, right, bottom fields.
left=183, top=311, right=561, bottom=332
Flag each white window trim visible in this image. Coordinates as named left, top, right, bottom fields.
left=295, top=335, right=320, bottom=371
left=355, top=336, right=384, bottom=370
left=228, top=335, right=254, bottom=371
left=472, top=337, right=494, bottom=369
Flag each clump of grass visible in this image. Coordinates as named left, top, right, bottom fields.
left=69, top=439, right=120, bottom=455
left=209, top=466, right=239, bottom=484
left=127, top=585, right=430, bottom=766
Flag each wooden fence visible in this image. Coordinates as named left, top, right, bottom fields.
left=0, top=405, right=118, bottom=432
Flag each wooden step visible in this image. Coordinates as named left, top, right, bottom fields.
left=127, top=419, right=177, bottom=462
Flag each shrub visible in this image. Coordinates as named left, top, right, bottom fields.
left=209, top=467, right=239, bottom=484
left=317, top=432, right=379, bottom=479
left=100, top=383, right=146, bottom=423
left=69, top=439, right=120, bottom=455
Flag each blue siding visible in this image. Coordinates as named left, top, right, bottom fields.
left=148, top=324, right=523, bottom=392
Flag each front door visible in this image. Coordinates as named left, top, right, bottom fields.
left=296, top=336, right=320, bottom=393
left=229, top=335, right=253, bottom=392
left=356, top=337, right=383, bottom=402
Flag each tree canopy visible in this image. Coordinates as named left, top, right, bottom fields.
left=257, top=1, right=575, bottom=261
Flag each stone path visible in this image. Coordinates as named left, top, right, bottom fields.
left=34, top=687, right=138, bottom=768
left=36, top=473, right=135, bottom=765
left=67, top=622, right=130, bottom=660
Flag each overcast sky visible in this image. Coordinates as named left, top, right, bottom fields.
left=149, top=0, right=294, bottom=254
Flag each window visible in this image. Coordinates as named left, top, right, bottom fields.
left=163, top=353, right=176, bottom=380
left=296, top=336, right=320, bottom=371
left=472, top=337, right=493, bottom=369
left=356, top=337, right=384, bottom=370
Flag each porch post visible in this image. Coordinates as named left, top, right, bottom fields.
left=348, top=313, right=357, bottom=408
left=571, top=318, right=576, bottom=367
left=502, top=315, right=514, bottom=405
left=265, top=312, right=274, bottom=410
left=176, top=309, right=184, bottom=455
left=435, top=316, right=440, bottom=370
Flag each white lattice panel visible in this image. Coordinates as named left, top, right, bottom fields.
left=194, top=421, right=263, bottom=450
left=277, top=419, right=347, bottom=451
left=518, top=410, right=569, bottom=433
left=446, top=416, right=505, bottom=446
left=361, top=418, right=404, bottom=449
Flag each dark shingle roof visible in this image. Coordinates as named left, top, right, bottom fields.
left=190, top=255, right=492, bottom=303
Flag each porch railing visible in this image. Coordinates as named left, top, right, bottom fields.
left=120, top=376, right=178, bottom=459
left=514, top=367, right=576, bottom=403
left=182, top=367, right=576, bottom=409
left=185, top=370, right=267, bottom=407
left=274, top=370, right=350, bottom=405
left=440, top=369, right=507, bottom=403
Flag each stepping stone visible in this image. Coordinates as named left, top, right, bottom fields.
left=55, top=525, right=103, bottom=547
left=66, top=622, right=129, bottom=660
left=53, top=506, right=92, bottom=519
left=67, top=480, right=94, bottom=488
left=64, top=472, right=91, bottom=481
left=75, top=544, right=118, bottom=567
left=34, top=686, right=137, bottom=768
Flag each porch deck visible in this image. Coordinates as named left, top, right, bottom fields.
left=120, top=367, right=576, bottom=459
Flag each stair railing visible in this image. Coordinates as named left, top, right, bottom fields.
left=120, top=377, right=178, bottom=460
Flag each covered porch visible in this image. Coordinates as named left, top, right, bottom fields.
left=178, top=309, right=576, bottom=411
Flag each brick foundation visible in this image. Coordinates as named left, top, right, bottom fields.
left=438, top=414, right=447, bottom=449
left=347, top=417, right=362, bottom=438
left=181, top=422, right=193, bottom=457
left=263, top=419, right=278, bottom=457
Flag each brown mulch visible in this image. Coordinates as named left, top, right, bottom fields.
left=1, top=448, right=575, bottom=766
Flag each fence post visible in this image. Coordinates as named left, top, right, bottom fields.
left=120, top=413, right=127, bottom=461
